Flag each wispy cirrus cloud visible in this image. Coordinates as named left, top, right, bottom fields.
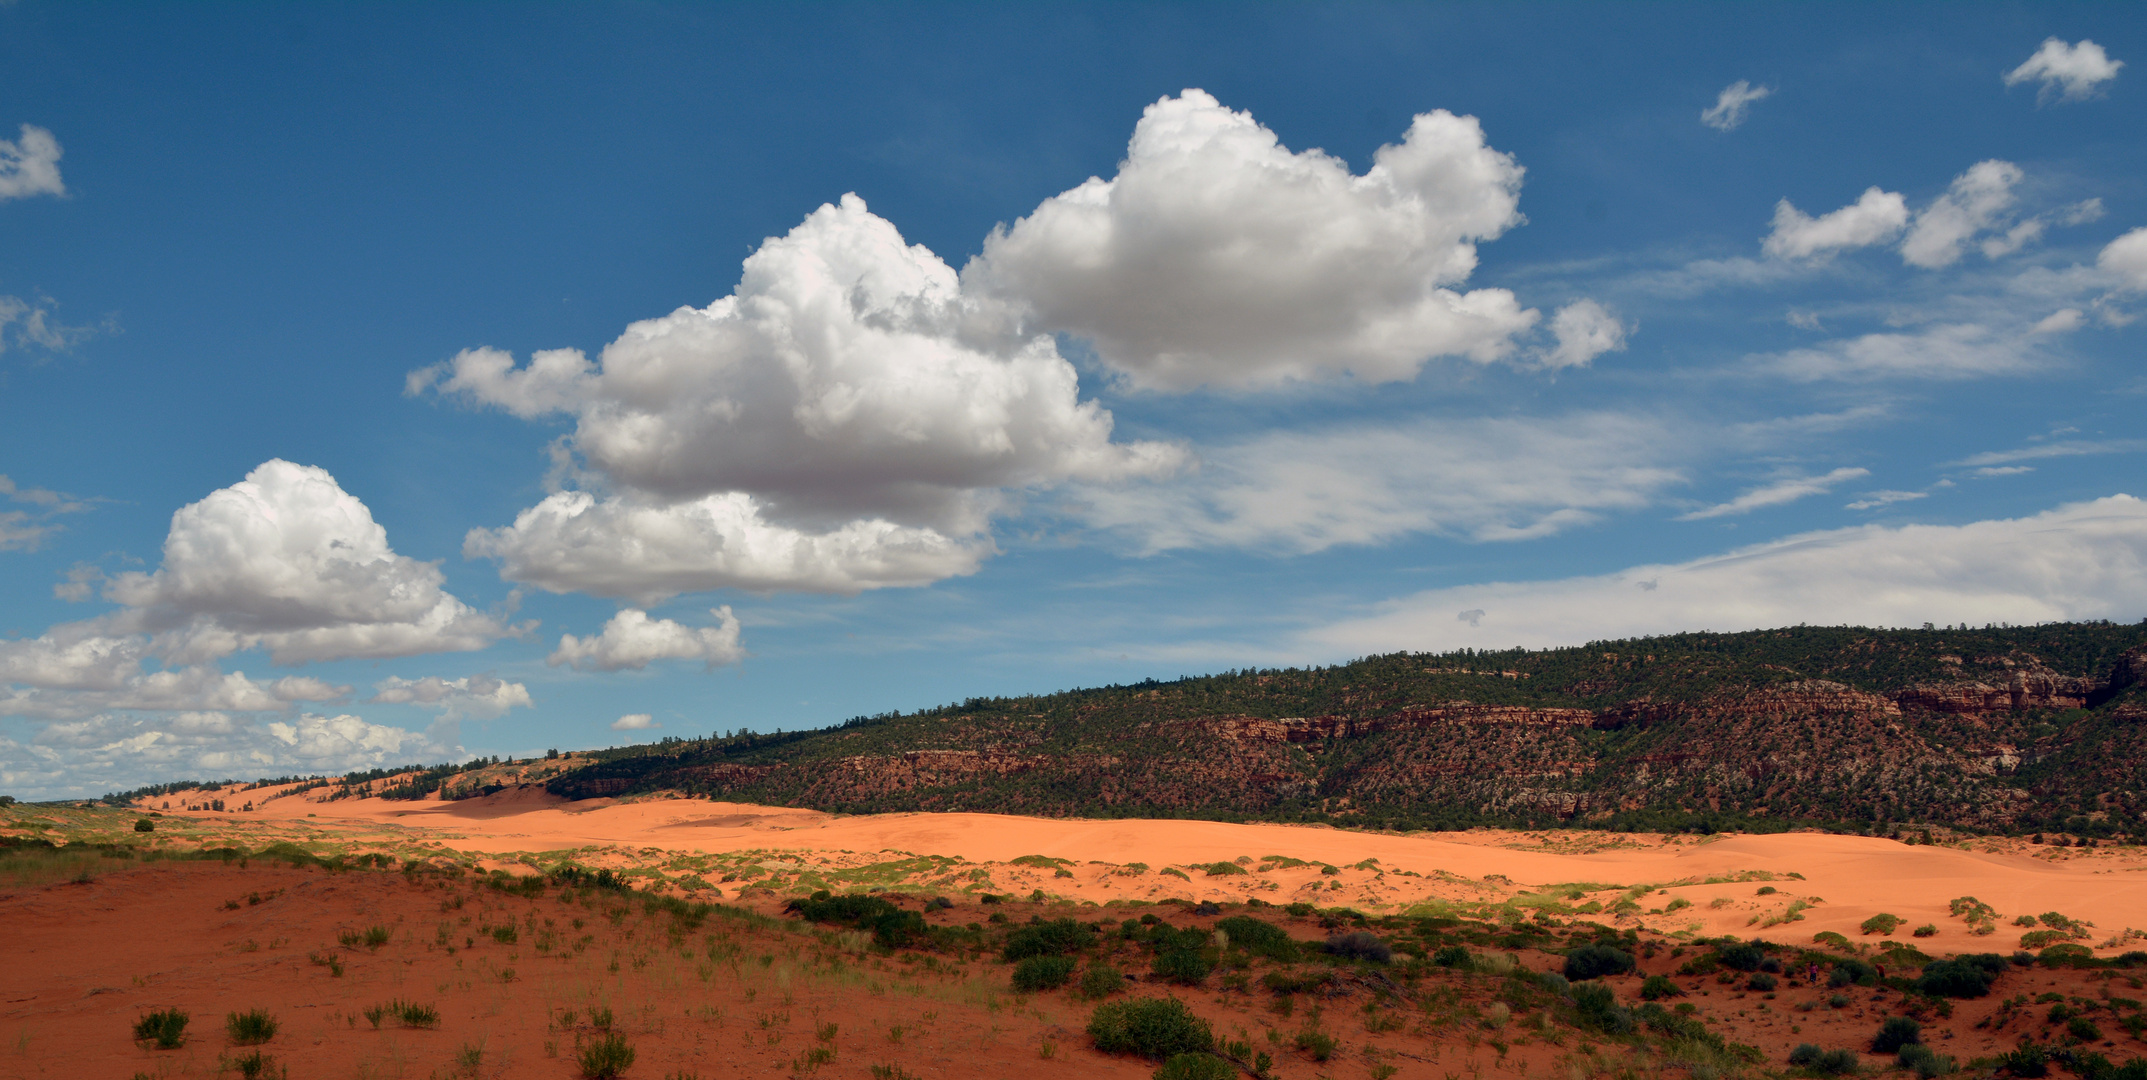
left=1679, top=467, right=1869, bottom=520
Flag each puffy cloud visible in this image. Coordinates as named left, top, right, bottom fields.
left=1308, top=494, right=2147, bottom=655
left=1076, top=413, right=1688, bottom=554
left=421, top=196, right=1180, bottom=597
left=2101, top=227, right=2147, bottom=292
left=610, top=713, right=658, bottom=731
left=0, top=124, right=64, bottom=201
left=1678, top=467, right=1869, bottom=520
left=549, top=607, right=743, bottom=672
left=963, top=89, right=1541, bottom=390
left=367, top=674, right=533, bottom=718
left=1539, top=300, right=1629, bottom=368
left=1902, top=161, right=2021, bottom=269
left=465, top=490, right=991, bottom=602
left=1762, top=188, right=1910, bottom=260
left=2005, top=38, right=2124, bottom=102
left=105, top=459, right=512, bottom=664
left=1701, top=80, right=1773, bottom=131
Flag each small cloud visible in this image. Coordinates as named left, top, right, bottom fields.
left=2031, top=309, right=2085, bottom=335
left=2004, top=37, right=2123, bottom=103
left=610, top=713, right=658, bottom=731
left=1680, top=466, right=1869, bottom=520
left=1457, top=609, right=1485, bottom=627
left=1537, top=300, right=1628, bottom=368
left=0, top=124, right=64, bottom=201
left=52, top=562, right=101, bottom=602
left=1974, top=466, right=2036, bottom=477
left=2058, top=198, right=2106, bottom=226
left=1786, top=311, right=1823, bottom=331
left=1701, top=80, right=1773, bottom=131
left=1763, top=187, right=1909, bottom=260
left=1845, top=490, right=1928, bottom=511
left=1950, top=439, right=2145, bottom=468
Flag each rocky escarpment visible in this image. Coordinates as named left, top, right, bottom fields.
left=547, top=626, right=2147, bottom=836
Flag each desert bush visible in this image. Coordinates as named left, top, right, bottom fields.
left=1898, top=1042, right=1955, bottom=1078
left=490, top=925, right=517, bottom=945
left=1748, top=972, right=1779, bottom=992
left=1861, top=913, right=1904, bottom=936
left=133, top=1008, right=189, bottom=1049
left=226, top=1009, right=278, bottom=1046
left=1812, top=931, right=1852, bottom=949
left=2038, top=943, right=2094, bottom=966
left=1788, top=1043, right=1823, bottom=1066
left=1717, top=941, right=1766, bottom=971
left=1152, top=948, right=1212, bottom=985
left=363, top=925, right=390, bottom=949
left=1088, top=997, right=1213, bottom=1060
left=1431, top=944, right=1471, bottom=967
left=2067, top=1016, right=2102, bottom=1041
left=1813, top=1048, right=1861, bottom=1074
left=133, top=818, right=154, bottom=832
left=1570, top=982, right=1635, bottom=1035
left=1564, top=943, right=1635, bottom=980
left=1999, top=1044, right=2049, bottom=1077
left=1871, top=1016, right=1921, bottom=1053
left=1152, top=1052, right=1235, bottom=1080
left=1323, top=931, right=1390, bottom=964
left=1912, top=924, right=1938, bottom=938
left=1079, top=963, right=1125, bottom=1000
left=1915, top=958, right=1996, bottom=998
left=1213, top=916, right=1297, bottom=961
left=578, top=1033, right=635, bottom=1079
left=230, top=1050, right=283, bottom=1080
left=1640, top=974, right=1682, bottom=1000
left=1199, top=862, right=1247, bottom=877
left=1013, top=955, right=1078, bottom=992
left=1294, top=1027, right=1338, bottom=1060
left=1830, top=958, right=1877, bottom=986
left=1003, top=918, right=1096, bottom=961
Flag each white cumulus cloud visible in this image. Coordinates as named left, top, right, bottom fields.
left=4, top=711, right=462, bottom=800
left=2005, top=38, right=2124, bottom=102
left=1308, top=494, right=2147, bottom=655
left=1762, top=188, right=1911, bottom=260
left=1539, top=300, right=1629, bottom=368
left=549, top=607, right=744, bottom=672
left=610, top=713, right=658, bottom=731
left=1902, top=161, right=2022, bottom=269
left=103, top=459, right=514, bottom=665
left=963, top=89, right=1543, bottom=390
left=0, top=124, right=64, bottom=201
left=2101, top=227, right=2147, bottom=292
left=367, top=674, right=533, bottom=718
left=421, top=195, right=1180, bottom=599
left=1701, top=80, right=1773, bottom=131
left=1678, top=467, right=1869, bottom=520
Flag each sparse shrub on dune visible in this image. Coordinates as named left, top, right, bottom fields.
left=1871, top=1015, right=1921, bottom=1053
left=226, top=1008, right=278, bottom=1046
left=1563, top=942, right=1634, bottom=980
left=1079, top=962, right=1126, bottom=1000
left=133, top=1008, right=188, bottom=1049
left=1861, top=913, right=1903, bottom=936
left=1639, top=974, right=1681, bottom=1000
left=1323, top=931, right=1391, bottom=964
left=1002, top=918, right=1096, bottom=961
left=229, top=1049, right=284, bottom=1080
left=578, top=1032, right=635, bottom=1079
left=1012, top=955, right=1078, bottom=992
left=1152, top=1052, right=1236, bottom=1080
left=1088, top=997, right=1213, bottom=1060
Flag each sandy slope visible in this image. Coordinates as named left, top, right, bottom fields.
left=139, top=782, right=2147, bottom=954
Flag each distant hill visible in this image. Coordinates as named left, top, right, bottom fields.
left=536, top=622, right=2147, bottom=838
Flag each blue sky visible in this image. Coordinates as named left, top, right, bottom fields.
left=3, top=4, right=2144, bottom=799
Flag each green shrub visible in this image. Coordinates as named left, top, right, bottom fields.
left=1079, top=963, right=1126, bottom=1000
left=1213, top=916, right=1297, bottom=961
left=2037, top=944, right=2094, bottom=966
left=1295, top=1028, right=1338, bottom=1061
left=1152, top=1052, right=1235, bottom=1080
left=230, top=1049, right=282, bottom=1080
left=1748, top=972, right=1778, bottom=992
left=226, top=1009, right=278, bottom=1046
left=1861, top=913, right=1904, bottom=936
left=1815, top=1048, right=1861, bottom=1074
left=1564, top=943, right=1635, bottom=980
left=1431, top=944, right=1471, bottom=968
left=1999, top=1044, right=2048, bottom=1078
left=1003, top=918, right=1097, bottom=961
left=2066, top=1016, right=2102, bottom=1042
left=1812, top=931, right=1852, bottom=949
left=1640, top=974, right=1681, bottom=1000
left=1198, top=862, right=1247, bottom=877
left=1013, top=955, right=1078, bottom=992
left=490, top=925, right=517, bottom=944
left=133, top=818, right=155, bottom=832
left=1788, top=1043, right=1823, bottom=1066
left=1830, top=958, right=1876, bottom=986
left=362, top=925, right=390, bottom=949
left=1912, top=924, right=1938, bottom=938
left=133, top=1009, right=189, bottom=1049
left=1915, top=959, right=1996, bottom=998
left=1871, top=1016, right=1921, bottom=1053
left=1898, top=1043, right=1955, bottom=1079
left=1152, top=948, right=1212, bottom=985
left=1323, top=931, right=1390, bottom=964
left=1717, top=941, right=1766, bottom=971
left=1088, top=998, right=1214, bottom=1060
left=578, top=1033, right=635, bottom=1079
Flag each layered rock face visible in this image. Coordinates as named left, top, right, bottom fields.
left=548, top=626, right=2147, bottom=833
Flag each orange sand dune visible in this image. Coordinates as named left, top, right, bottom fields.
left=165, top=783, right=2147, bottom=954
